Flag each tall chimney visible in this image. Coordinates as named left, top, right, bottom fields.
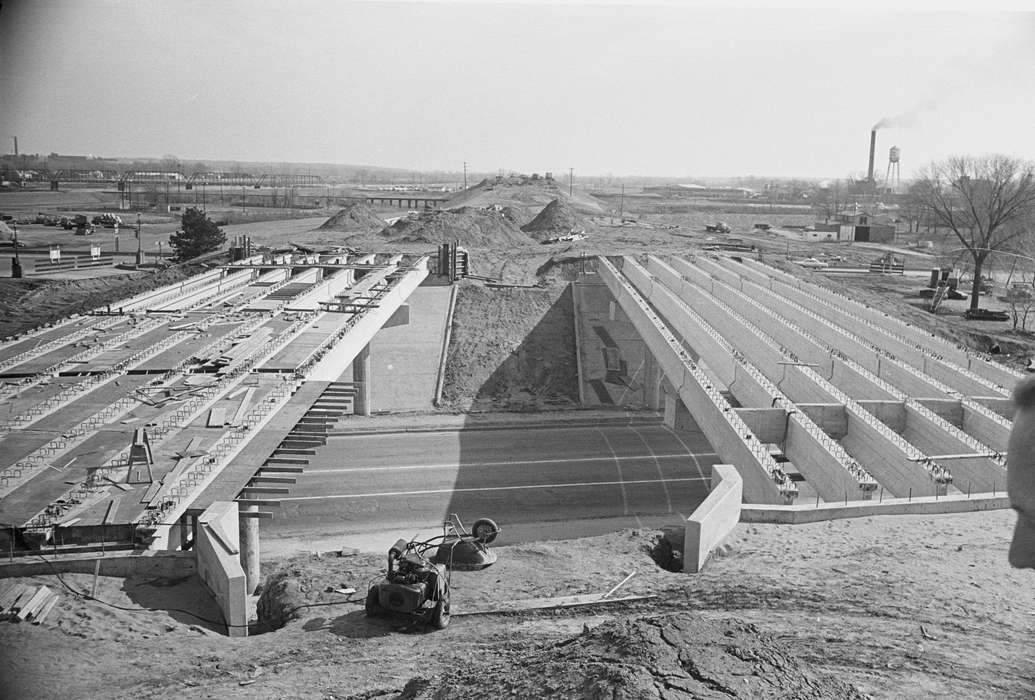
left=867, top=129, right=876, bottom=182
left=12, top=136, right=18, bottom=157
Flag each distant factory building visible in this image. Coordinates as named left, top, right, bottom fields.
left=643, top=184, right=756, bottom=199
left=814, top=212, right=896, bottom=243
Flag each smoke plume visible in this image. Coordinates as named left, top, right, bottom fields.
left=872, top=99, right=938, bottom=131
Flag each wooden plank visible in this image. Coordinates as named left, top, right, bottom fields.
left=9, top=587, right=36, bottom=613
left=16, top=586, right=51, bottom=620
left=249, top=475, right=296, bottom=484
left=103, top=496, right=122, bottom=524
left=233, top=499, right=281, bottom=507
left=230, top=387, right=256, bottom=427
left=23, top=587, right=54, bottom=620
left=103, top=476, right=130, bottom=492
left=207, top=407, right=228, bottom=428
left=91, top=558, right=101, bottom=597
left=257, top=465, right=304, bottom=473
left=33, top=594, right=60, bottom=624
left=0, top=583, right=27, bottom=611
left=238, top=486, right=291, bottom=494
left=140, top=480, right=163, bottom=504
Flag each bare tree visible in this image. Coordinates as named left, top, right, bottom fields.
left=913, top=155, right=1035, bottom=311
left=811, top=180, right=851, bottom=222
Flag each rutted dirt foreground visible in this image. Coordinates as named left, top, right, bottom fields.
left=2, top=509, right=1034, bottom=699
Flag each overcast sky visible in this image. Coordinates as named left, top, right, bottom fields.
left=2, top=0, right=1033, bottom=179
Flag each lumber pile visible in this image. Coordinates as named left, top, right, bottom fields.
left=0, top=582, right=61, bottom=624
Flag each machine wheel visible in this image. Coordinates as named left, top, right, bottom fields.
left=471, top=518, right=500, bottom=544
left=430, top=587, right=451, bottom=629
left=364, top=587, right=383, bottom=617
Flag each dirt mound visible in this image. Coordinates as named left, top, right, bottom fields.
left=445, top=176, right=605, bottom=226
left=442, top=283, right=578, bottom=410
left=399, top=612, right=864, bottom=699
left=318, top=202, right=385, bottom=232
left=521, top=198, right=582, bottom=240
left=381, top=207, right=535, bottom=249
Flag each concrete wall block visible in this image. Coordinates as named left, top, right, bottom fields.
left=684, top=464, right=743, bottom=573
left=784, top=416, right=860, bottom=500
left=734, top=408, right=788, bottom=443
left=961, top=403, right=1012, bottom=451
left=196, top=501, right=248, bottom=637
left=856, top=400, right=907, bottom=433
left=797, top=403, right=849, bottom=439
left=915, top=398, right=964, bottom=426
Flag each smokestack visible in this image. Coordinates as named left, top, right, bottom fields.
left=867, top=129, right=876, bottom=182
left=12, top=136, right=17, bottom=157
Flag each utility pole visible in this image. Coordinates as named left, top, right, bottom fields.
left=619, top=184, right=625, bottom=222
left=135, top=213, right=143, bottom=266
left=569, top=168, right=573, bottom=197
left=463, top=162, right=467, bottom=190
left=11, top=223, right=22, bottom=278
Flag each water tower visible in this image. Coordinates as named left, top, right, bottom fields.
left=884, top=146, right=901, bottom=192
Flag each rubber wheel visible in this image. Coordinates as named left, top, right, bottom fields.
left=430, top=587, right=451, bottom=629
left=471, top=517, right=500, bottom=544
left=364, top=587, right=382, bottom=617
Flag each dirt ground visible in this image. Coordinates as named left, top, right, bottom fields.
left=2, top=509, right=1033, bottom=699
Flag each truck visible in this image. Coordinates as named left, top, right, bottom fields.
left=73, top=214, right=95, bottom=235
left=705, top=222, right=732, bottom=234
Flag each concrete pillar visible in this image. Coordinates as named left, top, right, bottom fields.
left=664, top=390, right=691, bottom=430
left=178, top=514, right=190, bottom=550
left=664, top=392, right=678, bottom=428
left=353, top=343, right=372, bottom=416
left=239, top=504, right=260, bottom=595
left=645, top=352, right=664, bottom=411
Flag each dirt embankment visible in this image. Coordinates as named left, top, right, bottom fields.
left=0, top=265, right=205, bottom=339
left=442, top=283, right=578, bottom=411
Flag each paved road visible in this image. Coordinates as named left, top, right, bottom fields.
left=261, top=422, right=718, bottom=544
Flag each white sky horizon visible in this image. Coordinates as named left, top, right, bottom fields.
left=2, top=1, right=1033, bottom=180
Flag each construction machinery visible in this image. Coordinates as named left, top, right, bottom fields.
left=364, top=514, right=499, bottom=629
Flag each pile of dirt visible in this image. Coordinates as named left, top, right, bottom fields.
left=442, top=283, right=578, bottom=411
left=445, top=176, right=606, bottom=226
left=520, top=198, right=582, bottom=240
left=381, top=207, right=535, bottom=249
left=317, top=202, right=385, bottom=232
left=399, top=612, right=864, bottom=699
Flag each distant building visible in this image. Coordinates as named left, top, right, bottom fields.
left=815, top=212, right=896, bottom=243
left=642, top=184, right=755, bottom=200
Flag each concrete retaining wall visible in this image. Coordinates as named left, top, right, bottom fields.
left=0, top=551, right=195, bottom=579
left=684, top=464, right=743, bottom=573
left=195, top=501, right=248, bottom=637
left=741, top=493, right=1010, bottom=524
